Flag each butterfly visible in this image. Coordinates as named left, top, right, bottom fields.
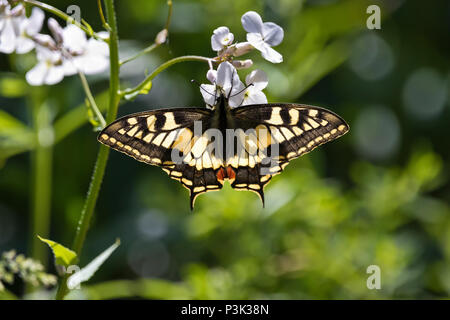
left=98, top=93, right=349, bottom=209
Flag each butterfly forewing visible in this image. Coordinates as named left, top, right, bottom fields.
left=228, top=103, right=349, bottom=195
left=98, top=108, right=225, bottom=209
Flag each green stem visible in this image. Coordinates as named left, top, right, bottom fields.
left=54, top=0, right=120, bottom=300
left=121, top=55, right=212, bottom=97
left=30, top=99, right=53, bottom=270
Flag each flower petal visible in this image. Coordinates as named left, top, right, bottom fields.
left=62, top=24, right=87, bottom=53
left=245, top=69, right=268, bottom=90
left=86, top=38, right=109, bottom=57
left=248, top=34, right=283, bottom=63
left=262, top=22, right=284, bottom=46
left=15, top=37, right=34, bottom=54
left=200, top=84, right=218, bottom=106
left=0, top=20, right=16, bottom=54
left=45, top=65, right=65, bottom=85
left=260, top=44, right=283, bottom=63
left=26, top=62, right=47, bottom=86
left=241, top=11, right=263, bottom=34
left=62, top=59, right=77, bottom=76
left=246, top=32, right=266, bottom=52
left=216, top=61, right=236, bottom=92
left=25, top=7, right=44, bottom=36
left=242, top=90, right=267, bottom=106
left=75, top=54, right=109, bottom=75
left=228, top=81, right=246, bottom=108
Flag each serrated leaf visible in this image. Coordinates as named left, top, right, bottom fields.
left=67, top=239, right=120, bottom=290
left=37, top=236, right=77, bottom=268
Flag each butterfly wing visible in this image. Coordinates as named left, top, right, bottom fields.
left=97, top=108, right=224, bottom=209
left=229, top=103, right=349, bottom=201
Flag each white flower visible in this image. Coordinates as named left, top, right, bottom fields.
left=238, top=69, right=268, bottom=106
left=211, top=26, right=234, bottom=51
left=26, top=40, right=68, bottom=86
left=227, top=69, right=268, bottom=107
left=0, top=2, right=25, bottom=54
left=200, top=61, right=243, bottom=106
left=61, top=24, right=109, bottom=75
left=241, top=11, right=284, bottom=63
left=15, top=7, right=44, bottom=54
left=200, top=62, right=268, bottom=108
left=25, top=19, right=110, bottom=86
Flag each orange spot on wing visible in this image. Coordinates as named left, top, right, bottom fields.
left=226, top=166, right=236, bottom=182
left=217, top=168, right=226, bottom=182
left=216, top=166, right=236, bottom=183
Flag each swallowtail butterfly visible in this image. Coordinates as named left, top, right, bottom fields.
left=98, top=94, right=349, bottom=209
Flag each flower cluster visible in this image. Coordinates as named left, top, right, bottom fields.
left=0, top=250, right=57, bottom=290
left=202, top=11, right=283, bottom=108
left=0, top=0, right=109, bottom=86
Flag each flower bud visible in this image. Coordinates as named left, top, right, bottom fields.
left=155, top=29, right=168, bottom=45
left=48, top=18, right=64, bottom=45
left=33, top=34, right=57, bottom=50
left=233, top=42, right=253, bottom=57
left=206, top=69, right=217, bottom=83
left=232, top=59, right=253, bottom=69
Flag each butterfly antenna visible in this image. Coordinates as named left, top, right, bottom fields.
left=230, top=83, right=253, bottom=97
left=191, top=79, right=216, bottom=97
left=227, top=69, right=236, bottom=99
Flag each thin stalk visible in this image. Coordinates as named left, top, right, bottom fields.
left=119, top=43, right=158, bottom=66
left=54, top=0, right=120, bottom=300
left=121, top=55, right=212, bottom=97
left=78, top=71, right=106, bottom=128
left=96, top=0, right=110, bottom=31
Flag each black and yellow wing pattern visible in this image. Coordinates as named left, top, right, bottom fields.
left=228, top=103, right=348, bottom=200
left=97, top=108, right=225, bottom=208
left=98, top=103, right=348, bottom=209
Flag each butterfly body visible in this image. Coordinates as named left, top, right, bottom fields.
left=98, top=94, right=349, bottom=209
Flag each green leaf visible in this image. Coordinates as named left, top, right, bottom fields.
left=37, top=236, right=77, bottom=268
left=67, top=239, right=120, bottom=290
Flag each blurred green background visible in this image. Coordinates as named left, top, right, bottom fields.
left=1, top=0, right=449, bottom=299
